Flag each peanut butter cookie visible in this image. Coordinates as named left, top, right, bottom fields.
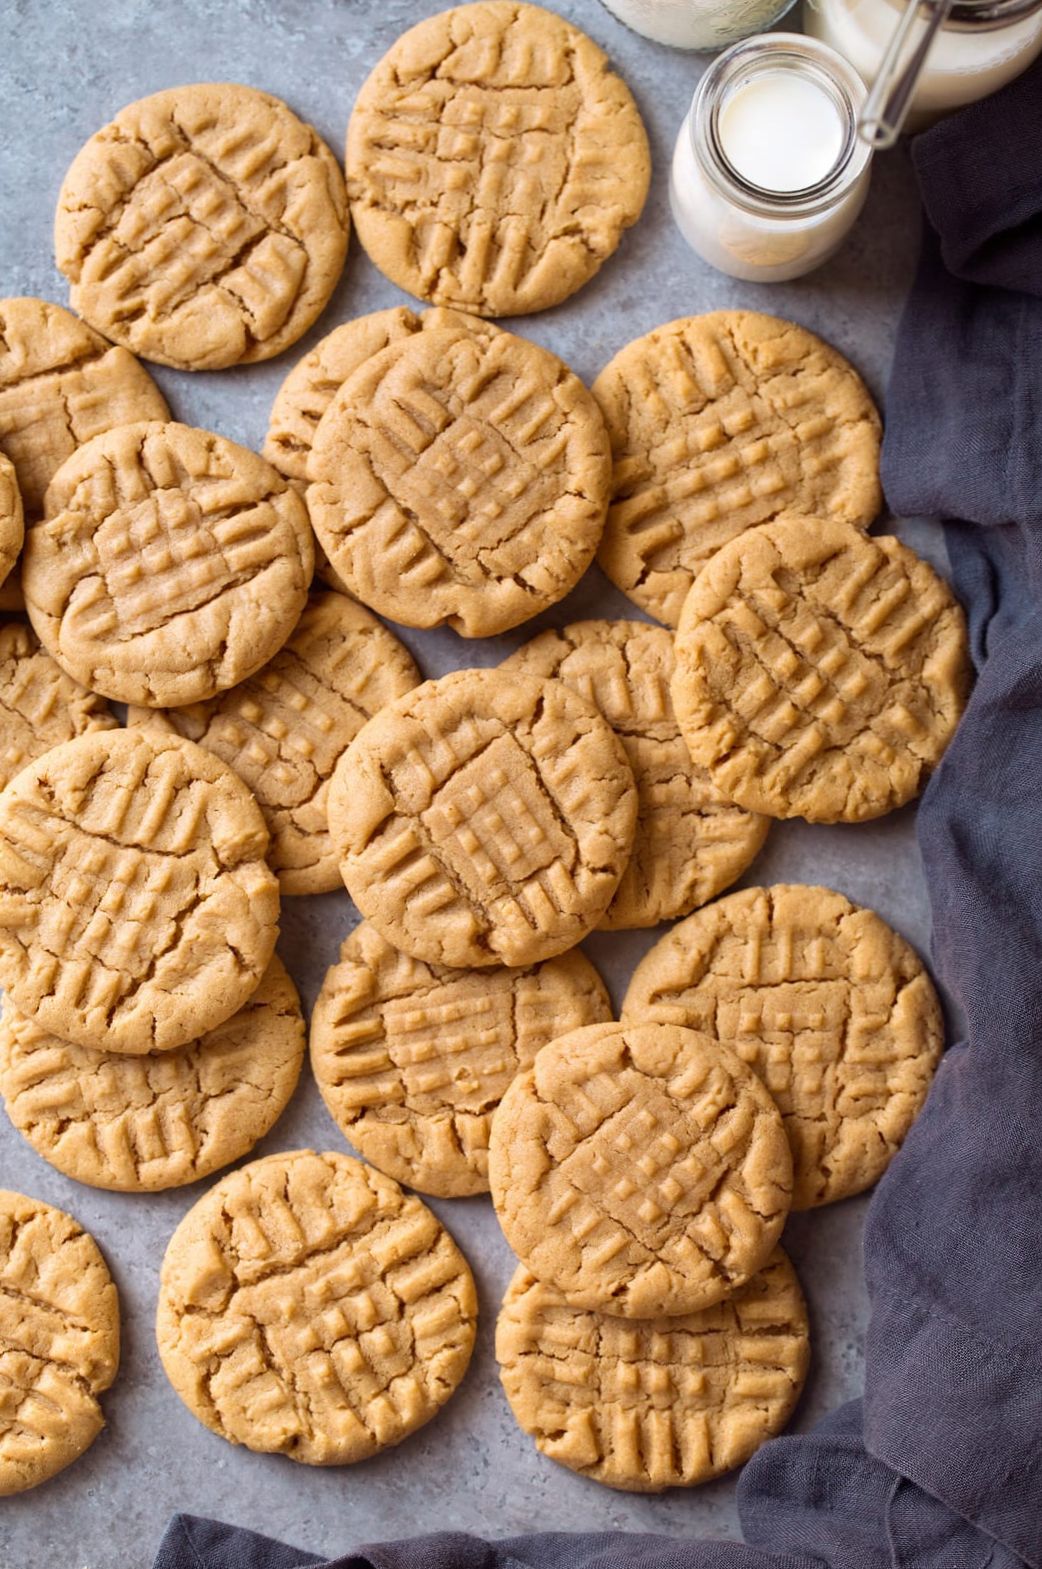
left=497, top=1248, right=809, bottom=1491
left=0, top=296, right=169, bottom=518
left=0, top=1190, right=119, bottom=1495
left=0, top=728, right=279, bottom=1055
left=0, top=453, right=23, bottom=586
left=489, top=1021, right=793, bottom=1319
left=623, top=885, right=944, bottom=1209
left=156, top=1149, right=477, bottom=1464
left=127, top=592, right=420, bottom=894
left=0, top=957, right=304, bottom=1193
left=0, top=622, right=116, bottom=793
left=23, top=420, right=313, bottom=708
left=346, top=2, right=650, bottom=317
left=306, top=323, right=611, bottom=637
left=594, top=313, right=882, bottom=626
left=502, top=621, right=768, bottom=929
left=328, top=669, right=637, bottom=969
left=55, top=84, right=349, bottom=371
left=671, top=517, right=970, bottom=823
left=311, top=923, right=612, bottom=1197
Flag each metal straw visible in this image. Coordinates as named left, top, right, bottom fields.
left=857, top=0, right=956, bottom=148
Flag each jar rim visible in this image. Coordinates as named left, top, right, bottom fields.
left=930, top=0, right=1042, bottom=27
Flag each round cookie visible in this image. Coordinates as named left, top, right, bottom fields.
left=327, top=669, right=637, bottom=969
left=55, top=84, right=349, bottom=371
left=0, top=452, right=24, bottom=586
left=496, top=1248, right=809, bottom=1492
left=346, top=2, right=650, bottom=317
left=0, top=728, right=279, bottom=1055
left=0, top=296, right=169, bottom=519
left=0, top=1190, right=119, bottom=1495
left=155, top=1149, right=477, bottom=1464
left=623, top=885, right=944, bottom=1209
left=306, top=323, right=611, bottom=637
left=0, top=622, right=117, bottom=792
left=488, top=1021, right=793, bottom=1319
left=594, top=312, right=882, bottom=627
left=501, top=621, right=768, bottom=929
left=23, top=420, right=314, bottom=708
left=127, top=593, right=420, bottom=895
left=0, top=957, right=305, bottom=1193
left=311, top=922, right=612, bottom=1197
left=670, top=517, right=970, bottom=824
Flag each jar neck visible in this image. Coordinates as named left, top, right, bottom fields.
left=689, top=36, right=872, bottom=220
left=919, top=0, right=1042, bottom=29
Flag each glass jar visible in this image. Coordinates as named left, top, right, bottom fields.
left=599, top=0, right=795, bottom=49
left=670, top=37, right=873, bottom=282
left=803, top=0, right=1042, bottom=128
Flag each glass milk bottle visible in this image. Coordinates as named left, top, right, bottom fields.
left=670, top=37, right=872, bottom=282
left=804, top=0, right=1042, bottom=129
left=598, top=0, right=796, bottom=49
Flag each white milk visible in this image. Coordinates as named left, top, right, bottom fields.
left=803, top=0, right=1042, bottom=126
left=670, top=37, right=873, bottom=282
left=599, top=0, right=794, bottom=48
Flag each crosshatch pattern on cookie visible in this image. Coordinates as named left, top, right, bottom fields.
left=489, top=1021, right=792, bottom=1319
left=496, top=1249, right=809, bottom=1491
left=0, top=452, right=24, bottom=584
left=128, top=593, right=419, bottom=894
left=0, top=1190, right=120, bottom=1496
left=306, top=325, right=611, bottom=637
left=623, top=885, right=944, bottom=1209
left=0, top=622, right=117, bottom=793
left=328, top=671, right=636, bottom=969
left=346, top=2, right=650, bottom=316
left=156, top=1150, right=476, bottom=1465
left=311, top=923, right=612, bottom=1196
left=594, top=313, right=882, bottom=627
left=671, top=517, right=970, bottom=824
left=502, top=620, right=768, bottom=928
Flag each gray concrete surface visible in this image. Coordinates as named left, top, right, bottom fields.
left=0, top=2, right=938, bottom=1564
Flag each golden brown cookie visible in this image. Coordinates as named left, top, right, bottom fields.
left=310, top=922, right=612, bottom=1197
left=0, top=1190, right=119, bottom=1495
left=0, top=622, right=116, bottom=793
left=488, top=1021, right=792, bottom=1319
left=328, top=669, right=637, bottom=969
left=0, top=728, right=279, bottom=1055
left=55, top=84, right=349, bottom=371
left=0, top=957, right=304, bottom=1193
left=156, top=1149, right=477, bottom=1463
left=126, top=592, right=420, bottom=894
left=623, top=885, right=944, bottom=1209
left=594, top=312, right=882, bottom=626
left=0, top=452, right=24, bottom=586
left=496, top=1248, right=809, bottom=1491
left=306, top=323, right=611, bottom=637
left=22, top=420, right=314, bottom=708
left=0, top=296, right=169, bottom=518
left=501, top=621, right=768, bottom=929
left=671, top=517, right=970, bottom=823
left=346, top=2, right=650, bottom=317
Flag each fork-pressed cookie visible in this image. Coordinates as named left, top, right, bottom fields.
left=23, top=420, right=314, bottom=708
left=0, top=453, right=24, bottom=587
left=623, top=885, right=944, bottom=1209
left=497, top=1248, right=809, bottom=1491
left=501, top=620, right=767, bottom=929
left=0, top=622, right=117, bottom=793
left=346, top=2, right=650, bottom=317
left=327, top=669, right=637, bottom=969
left=0, top=1190, right=120, bottom=1495
left=0, top=296, right=169, bottom=518
left=156, top=1149, right=477, bottom=1464
left=0, top=957, right=304, bottom=1193
left=594, top=312, right=882, bottom=626
left=306, top=322, right=611, bottom=637
left=0, top=728, right=279, bottom=1055
left=311, top=922, right=612, bottom=1197
left=670, top=517, right=970, bottom=823
left=55, top=84, right=349, bottom=371
left=127, top=592, right=420, bottom=894
left=489, top=1021, right=793, bottom=1319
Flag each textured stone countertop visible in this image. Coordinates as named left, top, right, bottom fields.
left=0, top=2, right=937, bottom=1564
